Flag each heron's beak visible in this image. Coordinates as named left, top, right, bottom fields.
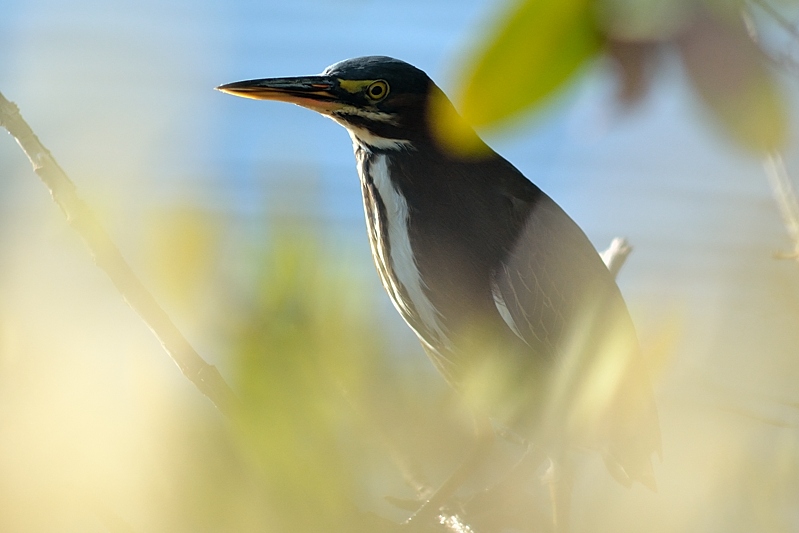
left=216, top=76, right=343, bottom=113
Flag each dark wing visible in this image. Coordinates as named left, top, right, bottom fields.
left=493, top=192, right=661, bottom=489
left=492, top=193, right=617, bottom=360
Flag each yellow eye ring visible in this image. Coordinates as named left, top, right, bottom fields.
left=366, top=80, right=389, bottom=101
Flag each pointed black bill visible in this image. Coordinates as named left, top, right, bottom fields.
left=216, top=76, right=343, bottom=113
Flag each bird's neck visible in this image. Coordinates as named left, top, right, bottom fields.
left=344, top=125, right=414, bottom=153
left=353, top=142, right=453, bottom=353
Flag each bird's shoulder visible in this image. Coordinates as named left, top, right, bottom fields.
left=489, top=165, right=628, bottom=361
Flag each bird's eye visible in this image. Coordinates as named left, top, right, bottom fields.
left=366, top=80, right=389, bottom=102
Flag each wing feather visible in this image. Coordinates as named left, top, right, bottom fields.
left=494, top=192, right=661, bottom=488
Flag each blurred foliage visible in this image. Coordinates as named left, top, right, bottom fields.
left=456, top=0, right=601, bottom=127
left=148, top=228, right=486, bottom=532
left=678, top=8, right=788, bottom=151
left=454, top=0, right=792, bottom=152
left=142, top=207, right=222, bottom=308
left=225, top=235, right=389, bottom=532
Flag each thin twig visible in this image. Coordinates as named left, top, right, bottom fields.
left=764, top=152, right=799, bottom=261
left=0, top=91, right=239, bottom=418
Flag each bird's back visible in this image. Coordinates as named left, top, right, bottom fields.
left=493, top=182, right=660, bottom=489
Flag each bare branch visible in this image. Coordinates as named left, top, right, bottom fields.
left=0, top=91, right=239, bottom=418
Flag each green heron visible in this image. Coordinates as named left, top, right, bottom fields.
left=218, top=56, right=659, bottom=529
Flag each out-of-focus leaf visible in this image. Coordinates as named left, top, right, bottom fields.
left=597, top=0, right=695, bottom=41
left=456, top=0, right=602, bottom=128
left=678, top=12, right=788, bottom=152
left=606, top=39, right=660, bottom=105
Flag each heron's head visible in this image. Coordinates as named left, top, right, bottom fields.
left=217, top=56, right=485, bottom=154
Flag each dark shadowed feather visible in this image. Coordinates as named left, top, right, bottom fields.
left=495, top=191, right=660, bottom=487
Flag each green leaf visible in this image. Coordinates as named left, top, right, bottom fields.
left=457, top=0, right=602, bottom=128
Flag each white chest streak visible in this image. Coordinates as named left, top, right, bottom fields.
left=354, top=151, right=405, bottom=315
left=359, top=153, right=448, bottom=345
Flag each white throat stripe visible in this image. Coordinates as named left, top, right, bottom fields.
left=367, top=154, right=448, bottom=344
left=346, top=126, right=413, bottom=151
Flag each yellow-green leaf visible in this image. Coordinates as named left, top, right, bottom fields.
left=457, top=0, right=602, bottom=128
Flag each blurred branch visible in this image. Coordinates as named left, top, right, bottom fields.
left=749, top=0, right=799, bottom=40
left=745, top=0, right=799, bottom=75
left=722, top=405, right=799, bottom=429
left=764, top=153, right=799, bottom=261
left=0, top=91, right=239, bottom=418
